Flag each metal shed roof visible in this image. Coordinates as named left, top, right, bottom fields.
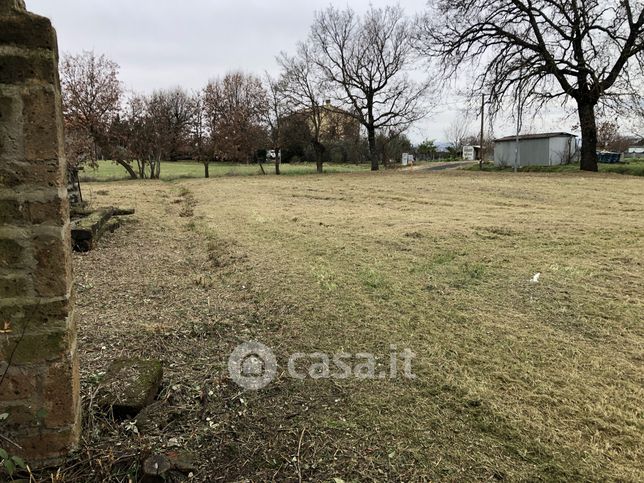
left=494, top=132, right=576, bottom=142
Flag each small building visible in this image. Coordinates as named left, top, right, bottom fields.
left=625, top=139, right=644, bottom=157
left=494, top=132, right=578, bottom=167
left=462, top=145, right=481, bottom=161
left=401, top=153, right=415, bottom=166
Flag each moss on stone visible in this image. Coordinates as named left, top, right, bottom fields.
left=0, top=329, right=68, bottom=364
left=96, top=358, right=163, bottom=418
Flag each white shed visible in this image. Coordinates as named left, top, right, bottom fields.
left=626, top=139, right=644, bottom=156
left=462, top=145, right=481, bottom=161
left=494, top=132, right=578, bottom=167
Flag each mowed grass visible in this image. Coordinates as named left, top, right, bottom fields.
left=79, top=160, right=369, bottom=182
left=84, top=170, right=643, bottom=481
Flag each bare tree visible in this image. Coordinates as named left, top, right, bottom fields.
left=155, top=87, right=197, bottom=161
left=264, top=74, right=287, bottom=175
left=444, top=114, right=472, bottom=157
left=597, top=120, right=620, bottom=151
left=203, top=72, right=269, bottom=164
left=142, top=94, right=164, bottom=179
left=595, top=120, right=633, bottom=152
left=120, top=94, right=155, bottom=179
left=64, top=129, right=95, bottom=169
left=190, top=92, right=211, bottom=178
left=125, top=87, right=197, bottom=179
left=416, top=0, right=644, bottom=171
left=60, top=51, right=133, bottom=175
left=631, top=99, right=644, bottom=139
left=378, top=129, right=413, bottom=167
left=309, top=5, right=431, bottom=170
left=278, top=44, right=328, bottom=173
left=119, top=91, right=191, bottom=180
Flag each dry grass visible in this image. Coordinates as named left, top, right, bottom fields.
left=36, top=170, right=643, bottom=481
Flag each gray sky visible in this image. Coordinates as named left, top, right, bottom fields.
left=29, top=0, right=574, bottom=143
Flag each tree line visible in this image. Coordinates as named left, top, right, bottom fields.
left=61, top=5, right=428, bottom=179
left=62, top=2, right=644, bottom=176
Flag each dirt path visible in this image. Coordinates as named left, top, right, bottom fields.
left=66, top=184, right=281, bottom=481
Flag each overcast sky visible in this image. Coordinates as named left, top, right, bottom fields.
left=29, top=0, right=574, bottom=143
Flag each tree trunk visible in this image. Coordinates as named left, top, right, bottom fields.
left=382, top=141, right=390, bottom=169
left=316, top=147, right=324, bottom=173
left=115, top=159, right=138, bottom=179
left=136, top=160, right=145, bottom=179
left=204, top=162, right=209, bottom=178
left=92, top=139, right=99, bottom=168
left=275, top=148, right=281, bottom=175
left=577, top=100, right=599, bottom=172
left=312, top=141, right=324, bottom=173
left=367, top=126, right=378, bottom=171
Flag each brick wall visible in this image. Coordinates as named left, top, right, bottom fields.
left=0, top=0, right=80, bottom=463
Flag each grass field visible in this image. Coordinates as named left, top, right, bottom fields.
left=79, top=160, right=370, bottom=182
left=469, top=159, right=644, bottom=176
left=64, top=170, right=643, bottom=481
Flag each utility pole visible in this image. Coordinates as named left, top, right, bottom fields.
left=479, top=93, right=485, bottom=169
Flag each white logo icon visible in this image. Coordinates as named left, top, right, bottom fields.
left=228, top=341, right=277, bottom=390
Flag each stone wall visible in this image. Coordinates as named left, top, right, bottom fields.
left=0, top=0, right=80, bottom=463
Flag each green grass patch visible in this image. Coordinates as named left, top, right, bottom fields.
left=469, top=159, right=644, bottom=176
left=358, top=267, right=387, bottom=290
left=79, top=160, right=369, bottom=182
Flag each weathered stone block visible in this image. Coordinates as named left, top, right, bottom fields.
left=13, top=427, right=79, bottom=462
left=0, top=328, right=69, bottom=364
left=97, top=359, right=163, bottom=418
left=22, top=86, right=62, bottom=161
left=0, top=238, right=25, bottom=268
left=20, top=298, right=73, bottom=325
left=0, top=402, right=39, bottom=429
left=33, top=232, right=71, bottom=297
left=0, top=274, right=29, bottom=297
left=0, top=198, right=21, bottom=224
left=0, top=53, right=56, bottom=85
left=0, top=197, right=68, bottom=226
left=0, top=94, right=23, bottom=161
left=0, top=366, right=38, bottom=401
left=26, top=197, right=68, bottom=225
left=141, top=454, right=173, bottom=483
left=141, top=451, right=197, bottom=483
left=0, top=13, right=56, bottom=50
left=134, top=400, right=171, bottom=434
left=71, top=207, right=117, bottom=251
left=0, top=1, right=26, bottom=15
left=0, top=299, right=72, bottom=335
left=0, top=304, right=23, bottom=328
left=43, top=354, right=80, bottom=428
left=0, top=159, right=65, bottom=188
